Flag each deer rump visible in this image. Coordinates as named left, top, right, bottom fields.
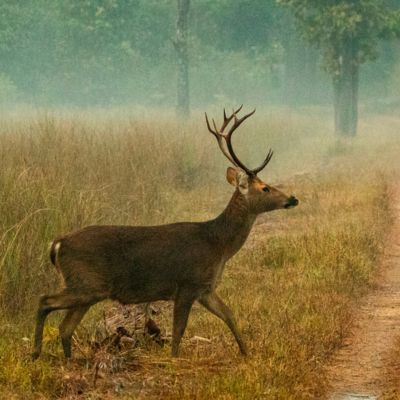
left=51, top=224, right=221, bottom=305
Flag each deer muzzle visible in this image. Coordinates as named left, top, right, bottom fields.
left=284, top=196, right=299, bottom=209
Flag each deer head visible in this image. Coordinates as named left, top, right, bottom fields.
left=205, top=106, right=299, bottom=214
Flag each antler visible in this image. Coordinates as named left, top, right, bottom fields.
left=252, top=149, right=274, bottom=175
left=205, top=106, right=273, bottom=176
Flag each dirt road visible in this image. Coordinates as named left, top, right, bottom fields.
left=326, top=185, right=400, bottom=399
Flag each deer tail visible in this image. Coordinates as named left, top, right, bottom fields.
left=49, top=240, right=61, bottom=266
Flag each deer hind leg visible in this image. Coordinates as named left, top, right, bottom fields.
left=171, top=288, right=198, bottom=357
left=32, top=289, right=103, bottom=360
left=59, top=306, right=90, bottom=358
left=199, top=292, right=248, bottom=355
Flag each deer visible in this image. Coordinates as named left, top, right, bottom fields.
left=32, top=106, right=299, bottom=360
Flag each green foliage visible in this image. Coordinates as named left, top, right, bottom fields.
left=0, top=1, right=398, bottom=105
left=191, top=0, right=283, bottom=51
left=0, top=1, right=176, bottom=105
left=277, top=0, right=400, bottom=74
left=0, top=0, right=290, bottom=105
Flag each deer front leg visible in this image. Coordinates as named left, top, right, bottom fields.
left=171, top=288, right=197, bottom=357
left=199, top=291, right=248, bottom=355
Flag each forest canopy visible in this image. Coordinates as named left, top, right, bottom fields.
left=0, top=0, right=399, bottom=109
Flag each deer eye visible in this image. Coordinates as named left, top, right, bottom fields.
left=262, top=186, right=270, bottom=193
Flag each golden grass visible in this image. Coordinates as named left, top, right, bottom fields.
left=0, top=108, right=398, bottom=399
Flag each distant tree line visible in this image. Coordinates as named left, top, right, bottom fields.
left=279, top=0, right=400, bottom=134
left=0, top=0, right=399, bottom=134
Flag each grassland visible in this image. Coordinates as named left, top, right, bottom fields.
left=0, top=107, right=398, bottom=399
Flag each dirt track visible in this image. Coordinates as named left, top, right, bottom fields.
left=326, top=185, right=400, bottom=399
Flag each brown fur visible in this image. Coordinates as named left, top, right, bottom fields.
left=32, top=169, right=298, bottom=359
left=33, top=108, right=299, bottom=359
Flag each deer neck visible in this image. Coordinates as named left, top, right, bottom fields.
left=211, top=190, right=256, bottom=259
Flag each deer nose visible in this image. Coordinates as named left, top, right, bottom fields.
left=284, top=196, right=299, bottom=208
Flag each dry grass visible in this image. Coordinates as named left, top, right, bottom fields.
left=0, top=107, right=398, bottom=399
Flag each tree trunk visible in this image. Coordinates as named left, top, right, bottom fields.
left=174, top=0, right=190, bottom=118
left=333, top=40, right=359, bottom=136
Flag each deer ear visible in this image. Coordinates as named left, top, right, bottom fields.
left=226, top=167, right=249, bottom=195
left=226, top=167, right=238, bottom=186
left=236, top=171, right=249, bottom=194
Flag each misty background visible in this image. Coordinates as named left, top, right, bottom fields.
left=1, top=0, right=399, bottom=111
left=1, top=3, right=400, bottom=398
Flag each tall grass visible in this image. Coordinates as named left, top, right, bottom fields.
left=0, top=108, right=398, bottom=399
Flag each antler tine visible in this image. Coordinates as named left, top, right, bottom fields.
left=205, top=112, right=218, bottom=137
left=225, top=105, right=243, bottom=120
left=252, top=149, right=274, bottom=175
left=226, top=108, right=256, bottom=139
left=205, top=112, right=213, bottom=132
left=223, top=109, right=257, bottom=175
left=221, top=108, right=233, bottom=132
left=206, top=107, right=273, bottom=176
left=205, top=112, right=240, bottom=167
left=221, top=105, right=242, bottom=133
left=212, top=119, right=219, bottom=134
left=234, top=104, right=243, bottom=114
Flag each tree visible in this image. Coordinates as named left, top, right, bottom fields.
left=174, top=0, right=190, bottom=117
left=278, top=0, right=400, bottom=136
